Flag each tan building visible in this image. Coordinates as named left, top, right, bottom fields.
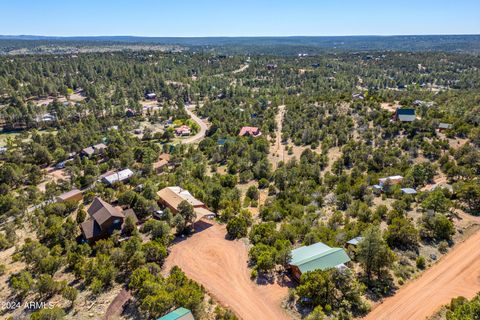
left=56, top=189, right=83, bottom=203
left=153, top=153, right=171, bottom=173
left=157, top=186, right=214, bottom=220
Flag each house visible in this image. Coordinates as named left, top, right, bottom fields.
left=438, top=123, right=452, bottom=132
left=401, top=188, right=417, bottom=195
left=378, top=175, right=403, bottom=187
left=394, top=108, right=416, bottom=122
left=289, top=242, right=351, bottom=281
left=56, top=189, right=83, bottom=203
left=80, top=198, right=126, bottom=242
left=101, top=168, right=134, bottom=185
left=175, top=125, right=191, bottom=136
left=157, top=307, right=194, bottom=320
left=125, top=108, right=136, bottom=117
left=239, top=126, right=262, bottom=137
left=145, top=93, right=157, bottom=100
left=352, top=93, right=365, bottom=100
left=81, top=143, right=107, bottom=158
left=157, top=186, right=214, bottom=220
left=266, top=63, right=277, bottom=70
left=36, top=113, right=56, bottom=123
left=153, top=153, right=171, bottom=173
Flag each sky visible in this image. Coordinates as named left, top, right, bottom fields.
left=1, top=0, right=479, bottom=37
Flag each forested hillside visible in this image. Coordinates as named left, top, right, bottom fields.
left=0, top=48, right=479, bottom=319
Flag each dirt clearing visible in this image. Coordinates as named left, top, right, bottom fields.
left=163, top=222, right=290, bottom=320
left=364, top=224, right=480, bottom=320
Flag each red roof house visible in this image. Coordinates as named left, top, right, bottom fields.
left=239, top=126, right=261, bottom=137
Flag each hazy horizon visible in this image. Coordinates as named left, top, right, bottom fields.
left=1, top=0, right=479, bottom=37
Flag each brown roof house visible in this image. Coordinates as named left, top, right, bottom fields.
left=81, top=198, right=126, bottom=242
left=157, top=186, right=214, bottom=221
left=56, top=189, right=83, bottom=203
left=80, top=143, right=107, bottom=158
left=153, top=153, right=171, bottom=173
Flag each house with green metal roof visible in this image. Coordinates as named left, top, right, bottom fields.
left=289, top=242, right=351, bottom=280
left=157, top=307, right=194, bottom=320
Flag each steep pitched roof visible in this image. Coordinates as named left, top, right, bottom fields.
left=290, top=242, right=350, bottom=274
left=88, top=197, right=124, bottom=226
left=80, top=219, right=103, bottom=240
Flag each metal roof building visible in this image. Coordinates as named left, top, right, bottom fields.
left=157, top=307, right=194, bottom=320
left=401, top=187, right=418, bottom=195
left=395, top=108, right=416, bottom=122
left=101, top=168, right=134, bottom=185
left=290, top=242, right=350, bottom=280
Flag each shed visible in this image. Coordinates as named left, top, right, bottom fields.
left=290, top=242, right=350, bottom=281
left=401, top=188, right=417, bottom=195
left=438, top=123, right=452, bottom=131
left=346, top=236, right=363, bottom=246
left=56, top=189, right=83, bottom=203
left=157, top=307, right=194, bottom=320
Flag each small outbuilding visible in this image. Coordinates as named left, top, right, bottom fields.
left=438, top=123, right=452, bottom=132
left=401, top=187, right=417, bottom=195
left=56, top=189, right=83, bottom=203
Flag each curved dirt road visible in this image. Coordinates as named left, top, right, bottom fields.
left=163, top=222, right=290, bottom=320
left=365, top=227, right=480, bottom=320
left=180, top=105, right=208, bottom=144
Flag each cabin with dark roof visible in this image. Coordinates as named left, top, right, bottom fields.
left=80, top=198, right=126, bottom=242
left=394, top=108, right=416, bottom=122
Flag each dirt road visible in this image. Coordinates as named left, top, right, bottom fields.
left=268, top=105, right=286, bottom=169
left=163, top=222, right=290, bottom=320
left=233, top=64, right=249, bottom=74
left=364, top=226, right=480, bottom=320
left=181, top=105, right=208, bottom=144
left=103, top=288, right=131, bottom=320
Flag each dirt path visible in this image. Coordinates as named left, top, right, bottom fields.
left=163, top=222, right=290, bottom=320
left=364, top=224, right=480, bottom=320
left=102, top=288, right=131, bottom=320
left=269, top=105, right=286, bottom=169
left=180, top=104, right=209, bottom=144
left=233, top=64, right=249, bottom=74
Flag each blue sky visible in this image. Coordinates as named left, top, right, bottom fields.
left=1, top=0, right=479, bottom=37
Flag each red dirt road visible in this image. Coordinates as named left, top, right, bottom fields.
left=365, top=228, right=480, bottom=320
left=163, top=222, right=290, bottom=320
